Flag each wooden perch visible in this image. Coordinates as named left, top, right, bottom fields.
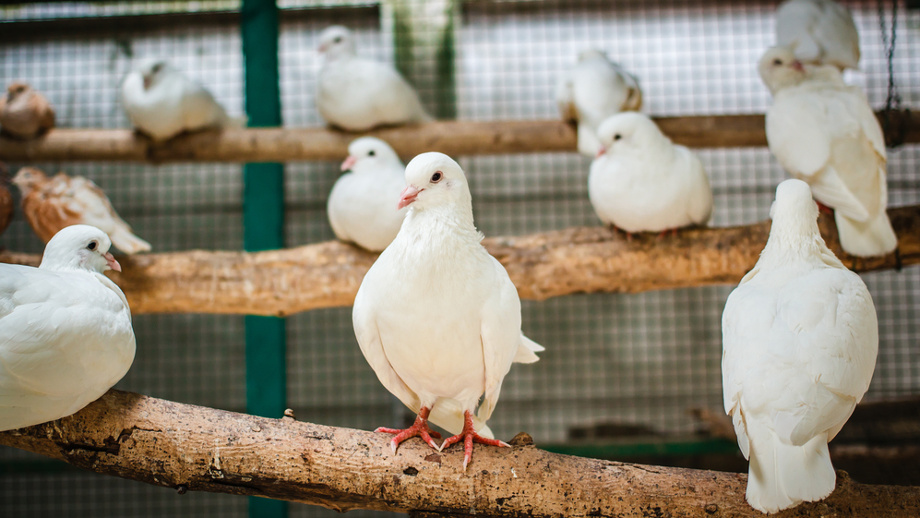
left=1, top=390, right=917, bottom=517
left=1, top=111, right=915, bottom=163
left=1, top=206, right=916, bottom=316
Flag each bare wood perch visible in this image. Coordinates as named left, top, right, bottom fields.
left=0, top=390, right=917, bottom=517
left=1, top=206, right=916, bottom=316
left=1, top=112, right=916, bottom=163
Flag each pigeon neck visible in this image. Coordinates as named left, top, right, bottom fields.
left=761, top=212, right=841, bottom=267
left=404, top=196, right=477, bottom=238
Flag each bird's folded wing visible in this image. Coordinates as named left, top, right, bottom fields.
left=767, top=92, right=832, bottom=179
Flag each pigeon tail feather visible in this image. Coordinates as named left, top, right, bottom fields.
left=428, top=398, right=494, bottom=439
left=577, top=122, right=601, bottom=157
left=746, top=431, right=836, bottom=514
left=110, top=228, right=152, bottom=255
left=514, top=335, right=544, bottom=364
left=835, top=210, right=897, bottom=258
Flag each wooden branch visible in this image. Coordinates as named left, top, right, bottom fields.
left=1, top=205, right=916, bottom=316
left=1, top=112, right=915, bottom=163
left=1, top=390, right=917, bottom=517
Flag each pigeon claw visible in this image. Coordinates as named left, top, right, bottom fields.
left=374, top=407, right=442, bottom=453
left=440, top=410, right=509, bottom=471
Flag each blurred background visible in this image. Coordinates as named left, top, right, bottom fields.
left=1, top=1, right=918, bottom=516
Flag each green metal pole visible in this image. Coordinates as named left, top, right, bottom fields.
left=241, top=1, right=287, bottom=517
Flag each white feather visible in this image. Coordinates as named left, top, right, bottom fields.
left=776, top=0, right=860, bottom=70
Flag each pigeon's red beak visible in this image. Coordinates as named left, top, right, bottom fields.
left=791, top=60, right=805, bottom=72
left=143, top=75, right=152, bottom=90
left=398, top=185, right=421, bottom=210
left=105, top=252, right=122, bottom=273
left=340, top=155, right=358, bottom=172
left=595, top=146, right=606, bottom=159
left=318, top=43, right=328, bottom=53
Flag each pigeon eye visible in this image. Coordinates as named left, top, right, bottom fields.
left=334, top=36, right=342, bottom=44
left=87, top=241, right=97, bottom=251
left=773, top=58, right=782, bottom=66
left=368, top=150, right=376, bottom=157
left=430, top=171, right=443, bottom=183
left=613, top=134, right=622, bottom=141
left=152, top=63, right=163, bottom=74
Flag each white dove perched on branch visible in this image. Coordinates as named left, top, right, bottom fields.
left=327, top=137, right=408, bottom=252
left=316, top=25, right=433, bottom=132
left=352, top=152, right=544, bottom=470
left=0, top=225, right=136, bottom=431
left=120, top=59, right=239, bottom=141
left=588, top=112, right=712, bottom=235
left=557, top=49, right=643, bottom=157
left=722, top=179, right=878, bottom=514
left=776, top=0, right=860, bottom=71
left=760, top=47, right=896, bottom=258
left=12, top=167, right=151, bottom=255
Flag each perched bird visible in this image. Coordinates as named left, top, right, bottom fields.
left=557, top=49, right=643, bottom=157
left=588, top=112, right=712, bottom=234
left=120, top=59, right=237, bottom=141
left=327, top=137, right=408, bottom=252
left=12, top=167, right=151, bottom=254
left=316, top=25, right=433, bottom=131
left=352, top=152, right=544, bottom=470
left=722, top=179, right=878, bottom=514
left=760, top=47, right=896, bottom=257
left=0, top=225, right=136, bottom=431
left=776, top=0, right=860, bottom=71
left=0, top=82, right=55, bottom=140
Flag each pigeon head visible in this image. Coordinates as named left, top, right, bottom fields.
left=135, top=59, right=171, bottom=90
left=11, top=166, right=48, bottom=194
left=318, top=25, right=356, bottom=61
left=5, top=82, right=30, bottom=103
left=758, top=47, right=806, bottom=95
left=39, top=225, right=122, bottom=274
left=398, top=152, right=470, bottom=212
left=595, top=112, right=664, bottom=157
left=577, top=49, right=607, bottom=63
left=342, top=137, right=400, bottom=172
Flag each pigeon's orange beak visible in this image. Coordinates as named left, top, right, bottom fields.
left=340, top=155, right=358, bottom=172
left=595, top=146, right=606, bottom=159
left=791, top=60, right=804, bottom=72
left=398, top=185, right=421, bottom=210
left=105, top=252, right=122, bottom=273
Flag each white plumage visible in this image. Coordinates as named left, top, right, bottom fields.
left=121, top=59, right=237, bottom=141
left=316, top=25, right=433, bottom=132
left=776, top=0, right=860, bottom=70
left=760, top=47, right=896, bottom=257
left=0, top=225, right=136, bottom=431
left=327, top=137, right=408, bottom=252
left=557, top=49, right=643, bottom=157
left=722, top=179, right=878, bottom=514
left=352, top=152, right=543, bottom=470
left=588, top=112, right=712, bottom=233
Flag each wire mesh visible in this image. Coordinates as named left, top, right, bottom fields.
left=0, top=1, right=918, bottom=517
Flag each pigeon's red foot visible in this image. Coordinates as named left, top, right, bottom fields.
left=375, top=406, right=442, bottom=453
left=440, top=410, right=510, bottom=471
left=657, top=228, right=678, bottom=238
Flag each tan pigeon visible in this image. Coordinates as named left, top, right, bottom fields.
left=0, top=82, right=55, bottom=140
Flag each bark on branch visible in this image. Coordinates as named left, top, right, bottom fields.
left=1, top=112, right=915, bottom=163
left=0, top=390, right=917, bottom=517
left=1, top=206, right=916, bottom=317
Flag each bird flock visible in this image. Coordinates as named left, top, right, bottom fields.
left=0, top=0, right=898, bottom=514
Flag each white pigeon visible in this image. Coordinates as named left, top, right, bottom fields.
left=588, top=112, right=712, bottom=234
left=316, top=25, right=433, bottom=132
left=327, top=137, right=408, bottom=252
left=760, top=47, right=897, bottom=258
left=352, top=152, right=544, bottom=470
left=0, top=225, right=136, bottom=432
left=722, top=179, right=878, bottom=514
left=120, top=58, right=238, bottom=141
left=557, top=49, right=643, bottom=157
left=776, top=0, right=860, bottom=71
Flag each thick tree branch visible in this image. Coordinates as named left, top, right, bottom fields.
left=1, top=206, right=916, bottom=316
left=1, top=112, right=915, bottom=163
left=0, top=390, right=917, bottom=517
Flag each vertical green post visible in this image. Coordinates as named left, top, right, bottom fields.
left=241, top=1, right=287, bottom=517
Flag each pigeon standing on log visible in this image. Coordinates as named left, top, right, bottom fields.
left=316, top=25, right=433, bottom=132
left=0, top=82, right=55, bottom=140
left=776, top=0, right=860, bottom=71
left=588, top=112, right=712, bottom=235
left=0, top=225, right=136, bottom=431
left=12, top=167, right=151, bottom=254
left=722, top=179, right=878, bottom=514
left=327, top=137, right=408, bottom=252
left=557, top=49, right=643, bottom=157
left=120, top=59, right=239, bottom=141
left=760, top=47, right=896, bottom=258
left=352, top=152, right=544, bottom=470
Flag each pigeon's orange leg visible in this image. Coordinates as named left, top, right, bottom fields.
left=375, top=406, right=442, bottom=453
left=440, top=410, right=510, bottom=471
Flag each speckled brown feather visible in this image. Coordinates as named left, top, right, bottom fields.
left=0, top=82, right=56, bottom=140
left=0, top=183, right=13, bottom=236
